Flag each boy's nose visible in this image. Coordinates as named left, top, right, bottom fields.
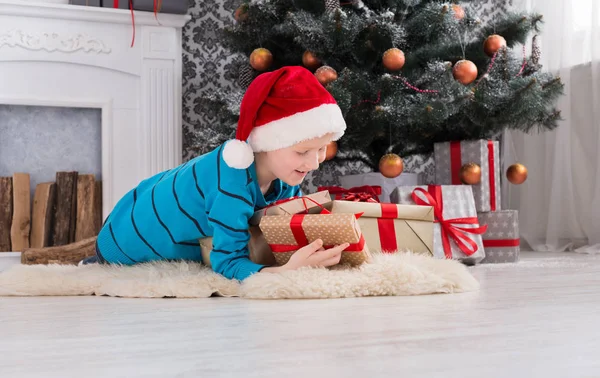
left=305, top=154, right=320, bottom=170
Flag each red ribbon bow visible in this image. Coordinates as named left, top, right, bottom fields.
left=411, top=186, right=488, bottom=258
left=317, top=185, right=382, bottom=203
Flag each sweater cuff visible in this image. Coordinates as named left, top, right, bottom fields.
left=236, top=260, right=266, bottom=281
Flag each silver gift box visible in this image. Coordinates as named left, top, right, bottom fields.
left=477, top=210, right=520, bottom=264
left=390, top=185, right=486, bottom=264
left=434, top=140, right=501, bottom=212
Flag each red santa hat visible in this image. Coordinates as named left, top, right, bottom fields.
left=223, top=65, right=346, bottom=169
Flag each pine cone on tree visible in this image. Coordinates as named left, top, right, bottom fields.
left=238, top=64, right=255, bottom=88
left=324, top=0, right=340, bottom=13
left=531, top=35, right=541, bottom=66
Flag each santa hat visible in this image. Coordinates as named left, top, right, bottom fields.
left=223, top=65, right=346, bottom=169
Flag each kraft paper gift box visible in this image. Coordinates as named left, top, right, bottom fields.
left=249, top=190, right=332, bottom=226
left=199, top=226, right=275, bottom=268
left=477, top=210, right=520, bottom=263
left=259, top=213, right=372, bottom=267
left=434, top=140, right=501, bottom=212
left=339, top=172, right=422, bottom=203
left=390, top=185, right=487, bottom=264
left=326, top=200, right=434, bottom=256
left=70, top=0, right=101, bottom=6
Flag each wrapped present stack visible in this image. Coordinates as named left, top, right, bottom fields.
left=433, top=139, right=520, bottom=264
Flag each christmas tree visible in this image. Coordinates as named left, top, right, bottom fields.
left=204, top=0, right=563, bottom=172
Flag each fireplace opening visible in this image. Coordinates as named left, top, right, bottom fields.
left=0, top=104, right=102, bottom=252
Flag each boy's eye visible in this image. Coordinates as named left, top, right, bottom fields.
left=297, top=150, right=309, bottom=155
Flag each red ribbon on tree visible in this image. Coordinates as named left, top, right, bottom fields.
left=411, top=186, right=488, bottom=259
left=268, top=213, right=367, bottom=253
left=449, top=141, right=498, bottom=211
left=318, top=185, right=382, bottom=203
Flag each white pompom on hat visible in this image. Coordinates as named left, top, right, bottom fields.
left=222, top=65, right=346, bottom=169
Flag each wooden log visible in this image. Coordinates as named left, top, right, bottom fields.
left=10, top=173, right=31, bottom=251
left=51, top=171, right=78, bottom=246
left=94, top=180, right=103, bottom=233
left=0, top=177, right=13, bottom=252
left=21, top=236, right=97, bottom=265
left=30, top=182, right=56, bottom=248
left=75, top=174, right=96, bottom=242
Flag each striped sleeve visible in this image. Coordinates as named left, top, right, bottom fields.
left=207, top=188, right=265, bottom=280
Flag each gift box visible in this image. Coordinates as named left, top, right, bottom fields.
left=390, top=185, right=487, bottom=264
left=327, top=200, right=434, bottom=256
left=70, top=0, right=101, bottom=6
left=199, top=226, right=275, bottom=268
left=477, top=210, right=520, bottom=263
left=339, top=172, right=422, bottom=203
left=249, top=191, right=331, bottom=226
left=317, top=185, right=381, bottom=203
left=102, top=0, right=129, bottom=9
left=133, top=0, right=188, bottom=14
left=434, top=140, right=501, bottom=212
left=259, top=213, right=371, bottom=267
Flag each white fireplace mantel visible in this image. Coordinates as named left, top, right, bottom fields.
left=0, top=0, right=191, bottom=220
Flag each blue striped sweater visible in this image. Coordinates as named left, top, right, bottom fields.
left=96, top=142, right=301, bottom=280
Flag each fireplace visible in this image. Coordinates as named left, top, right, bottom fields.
left=0, top=1, right=190, bottom=221
left=0, top=2, right=190, bottom=263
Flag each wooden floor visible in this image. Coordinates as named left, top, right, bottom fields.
left=1, top=251, right=599, bottom=378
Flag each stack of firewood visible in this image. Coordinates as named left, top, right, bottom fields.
left=0, top=172, right=102, bottom=263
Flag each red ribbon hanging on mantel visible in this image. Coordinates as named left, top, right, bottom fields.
left=411, top=186, right=488, bottom=259
left=112, top=0, right=136, bottom=47
left=268, top=213, right=367, bottom=253
left=483, top=239, right=520, bottom=248
left=317, top=185, right=382, bottom=203
left=449, top=141, right=498, bottom=211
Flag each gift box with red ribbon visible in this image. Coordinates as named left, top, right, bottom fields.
left=477, top=210, right=520, bottom=263
left=434, top=140, right=501, bottom=212
left=327, top=200, right=434, bottom=256
left=391, top=185, right=487, bottom=264
left=248, top=191, right=331, bottom=226
left=259, top=212, right=371, bottom=267
left=338, top=172, right=422, bottom=203
left=317, top=185, right=382, bottom=203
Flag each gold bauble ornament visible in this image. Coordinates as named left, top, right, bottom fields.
left=379, top=153, right=404, bottom=178
left=302, top=51, right=322, bottom=71
left=460, top=163, right=482, bottom=185
left=506, top=163, right=528, bottom=185
left=382, top=48, right=405, bottom=71
left=324, top=141, right=338, bottom=161
left=250, top=48, right=273, bottom=71
left=484, top=34, right=507, bottom=57
left=453, top=59, right=478, bottom=85
left=452, top=4, right=465, bottom=20
left=234, top=4, right=249, bottom=22
left=314, top=66, right=338, bottom=86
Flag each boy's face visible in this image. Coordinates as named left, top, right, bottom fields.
left=263, top=133, right=334, bottom=187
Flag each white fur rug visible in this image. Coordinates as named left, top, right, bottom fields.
left=0, top=253, right=479, bottom=299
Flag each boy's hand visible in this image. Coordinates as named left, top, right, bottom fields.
left=284, top=239, right=349, bottom=270
left=260, top=239, right=349, bottom=274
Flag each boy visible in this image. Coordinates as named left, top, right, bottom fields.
left=90, top=66, right=349, bottom=280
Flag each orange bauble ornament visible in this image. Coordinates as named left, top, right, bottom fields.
left=250, top=48, right=273, bottom=71
left=382, top=48, right=405, bottom=71
left=324, top=141, right=338, bottom=161
left=484, top=34, right=507, bottom=57
left=234, top=4, right=249, bottom=22
left=302, top=51, right=322, bottom=71
left=379, top=153, right=404, bottom=178
left=506, top=163, right=528, bottom=184
left=460, top=163, right=482, bottom=185
left=453, top=59, right=478, bottom=85
left=314, top=66, right=338, bottom=86
left=452, top=4, right=465, bottom=20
